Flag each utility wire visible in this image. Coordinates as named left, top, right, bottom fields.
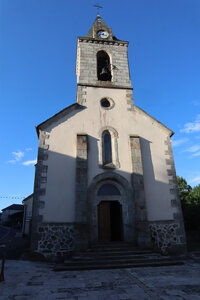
left=0, top=196, right=26, bottom=199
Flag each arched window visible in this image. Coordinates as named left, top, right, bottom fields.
left=97, top=51, right=112, bottom=81
left=103, top=130, right=112, bottom=165
left=99, top=127, right=120, bottom=169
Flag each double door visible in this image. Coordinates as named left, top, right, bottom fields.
left=98, top=201, right=123, bottom=242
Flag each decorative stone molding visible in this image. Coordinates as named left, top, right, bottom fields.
left=149, top=221, right=186, bottom=255
left=78, top=37, right=128, bottom=47
left=77, top=83, right=133, bottom=90
left=37, top=224, right=74, bottom=260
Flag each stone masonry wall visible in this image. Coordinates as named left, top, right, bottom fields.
left=37, top=224, right=74, bottom=260
left=130, top=136, right=150, bottom=247
left=164, top=136, right=186, bottom=252
left=76, top=40, right=132, bottom=88
left=149, top=220, right=186, bottom=255
left=74, top=135, right=89, bottom=251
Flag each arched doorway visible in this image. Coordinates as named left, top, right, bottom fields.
left=98, top=200, right=123, bottom=242
left=88, top=172, right=135, bottom=244
left=97, top=183, right=123, bottom=242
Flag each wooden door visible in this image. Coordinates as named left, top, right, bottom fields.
left=98, top=202, right=111, bottom=241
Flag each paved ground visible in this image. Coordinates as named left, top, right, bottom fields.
left=0, top=225, right=29, bottom=259
left=0, top=258, right=200, bottom=299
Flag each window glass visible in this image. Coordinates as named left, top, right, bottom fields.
left=103, top=131, right=112, bottom=164
left=98, top=184, right=120, bottom=195
left=101, top=98, right=110, bottom=107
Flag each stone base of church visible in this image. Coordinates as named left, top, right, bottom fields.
left=33, top=219, right=186, bottom=261
left=36, top=223, right=74, bottom=261
left=148, top=220, right=186, bottom=255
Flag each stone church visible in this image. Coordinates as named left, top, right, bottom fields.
left=31, top=14, right=186, bottom=260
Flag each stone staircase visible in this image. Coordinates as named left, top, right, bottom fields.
left=54, top=242, right=184, bottom=271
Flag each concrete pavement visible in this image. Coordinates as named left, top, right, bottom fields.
left=0, top=257, right=200, bottom=299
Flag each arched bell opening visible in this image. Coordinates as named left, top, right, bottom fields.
left=97, top=50, right=112, bottom=81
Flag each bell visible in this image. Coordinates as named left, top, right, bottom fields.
left=99, top=67, right=109, bottom=80
left=100, top=67, right=108, bottom=76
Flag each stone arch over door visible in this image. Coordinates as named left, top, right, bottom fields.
left=87, top=172, right=135, bottom=244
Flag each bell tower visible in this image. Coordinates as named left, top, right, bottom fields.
left=76, top=14, right=133, bottom=105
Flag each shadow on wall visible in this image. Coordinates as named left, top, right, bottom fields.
left=31, top=133, right=186, bottom=259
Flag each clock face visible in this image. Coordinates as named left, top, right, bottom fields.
left=98, top=30, right=109, bottom=39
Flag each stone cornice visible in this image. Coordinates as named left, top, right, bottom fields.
left=78, top=37, right=129, bottom=47
left=77, top=83, right=133, bottom=90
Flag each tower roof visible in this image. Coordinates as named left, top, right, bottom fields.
left=85, top=15, right=119, bottom=41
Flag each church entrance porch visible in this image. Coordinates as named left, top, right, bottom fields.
left=98, top=201, right=123, bottom=242
left=88, top=172, right=136, bottom=245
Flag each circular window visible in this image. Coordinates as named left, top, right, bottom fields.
left=101, top=99, right=110, bottom=107
left=100, top=98, right=115, bottom=110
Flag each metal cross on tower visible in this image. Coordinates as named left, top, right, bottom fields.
left=94, top=4, right=103, bottom=16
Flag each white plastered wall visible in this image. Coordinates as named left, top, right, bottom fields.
left=39, top=87, right=175, bottom=223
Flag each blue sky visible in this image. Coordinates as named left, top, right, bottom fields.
left=0, top=0, right=200, bottom=211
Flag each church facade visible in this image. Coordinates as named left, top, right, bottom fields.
left=31, top=15, right=186, bottom=260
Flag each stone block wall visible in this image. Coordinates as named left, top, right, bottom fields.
left=74, top=135, right=89, bottom=251
left=149, top=220, right=186, bottom=255
left=37, top=224, right=74, bottom=260
left=130, top=136, right=150, bottom=247
left=76, top=39, right=132, bottom=88
left=163, top=136, right=186, bottom=252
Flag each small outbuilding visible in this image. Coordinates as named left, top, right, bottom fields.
left=22, top=194, right=33, bottom=236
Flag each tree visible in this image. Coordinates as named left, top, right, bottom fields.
left=177, top=176, right=192, bottom=208
left=187, top=184, right=200, bottom=206
left=177, top=177, right=200, bottom=230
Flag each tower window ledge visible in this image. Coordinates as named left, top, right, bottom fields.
left=102, top=163, right=116, bottom=169
left=96, top=81, right=114, bottom=87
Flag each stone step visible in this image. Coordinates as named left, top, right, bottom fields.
left=86, top=247, right=153, bottom=253
left=64, top=256, right=173, bottom=266
left=91, top=242, right=131, bottom=248
left=74, top=253, right=162, bottom=260
left=54, top=260, right=184, bottom=271
left=54, top=244, right=184, bottom=272
left=85, top=251, right=153, bottom=257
